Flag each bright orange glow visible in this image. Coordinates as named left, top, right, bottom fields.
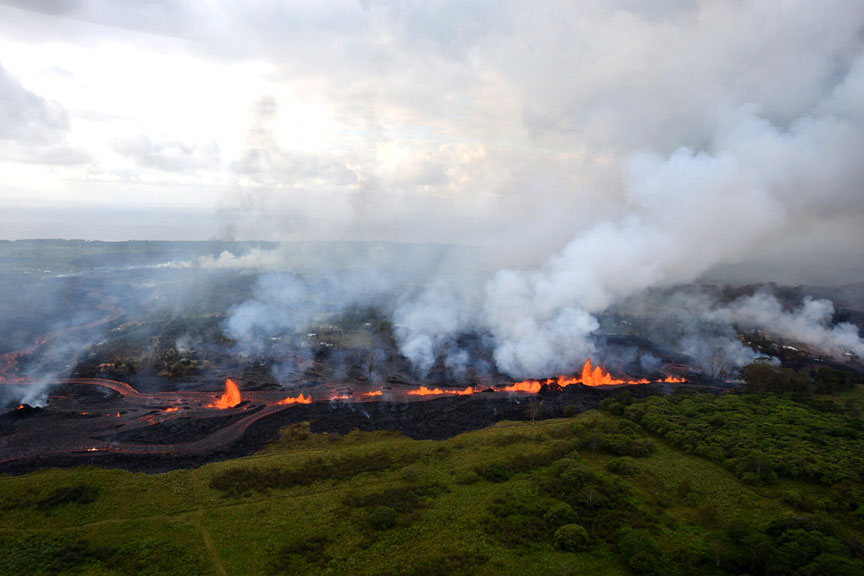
left=330, top=394, right=352, bottom=401
left=559, top=359, right=686, bottom=387
left=208, top=378, right=242, bottom=409
left=276, top=393, right=312, bottom=405
left=361, top=390, right=383, bottom=398
left=500, top=380, right=544, bottom=394
left=562, top=358, right=651, bottom=387
left=16, top=404, right=24, bottom=410
left=165, top=407, right=179, bottom=413
left=407, top=386, right=475, bottom=396
left=502, top=359, right=686, bottom=392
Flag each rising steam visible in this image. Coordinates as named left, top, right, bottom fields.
left=709, top=293, right=864, bottom=359
left=212, top=1, right=864, bottom=380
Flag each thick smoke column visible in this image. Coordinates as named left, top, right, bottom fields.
left=479, top=105, right=861, bottom=375
left=397, top=97, right=864, bottom=377
left=203, top=1, right=864, bottom=380
left=397, top=36, right=864, bottom=378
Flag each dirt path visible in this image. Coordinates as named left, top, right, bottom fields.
left=194, top=468, right=229, bottom=576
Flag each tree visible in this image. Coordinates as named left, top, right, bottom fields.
left=525, top=400, right=543, bottom=422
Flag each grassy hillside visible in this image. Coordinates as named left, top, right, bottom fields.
left=1, top=390, right=863, bottom=575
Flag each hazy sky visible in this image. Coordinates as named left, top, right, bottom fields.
left=1, top=0, right=863, bottom=282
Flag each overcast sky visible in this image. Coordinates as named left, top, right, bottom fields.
left=1, top=0, right=863, bottom=286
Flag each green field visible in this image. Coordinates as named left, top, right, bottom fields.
left=2, top=390, right=863, bottom=575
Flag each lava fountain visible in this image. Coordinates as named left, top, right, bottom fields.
left=510, top=358, right=685, bottom=391
left=209, top=378, right=242, bottom=409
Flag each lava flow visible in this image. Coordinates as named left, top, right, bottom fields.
left=276, top=393, right=312, bottom=405
left=500, top=380, right=545, bottom=394
left=509, top=358, right=685, bottom=391
left=384, top=358, right=685, bottom=398
left=209, top=378, right=242, bottom=409
left=407, top=386, right=476, bottom=396
left=0, top=296, right=694, bottom=471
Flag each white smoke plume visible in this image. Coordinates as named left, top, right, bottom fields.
left=191, top=1, right=864, bottom=379
left=393, top=18, right=864, bottom=377
left=398, top=93, right=864, bottom=377
left=187, top=249, right=287, bottom=270
left=709, top=292, right=864, bottom=359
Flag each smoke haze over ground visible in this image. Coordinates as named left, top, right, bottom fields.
left=2, top=2, right=864, bottom=379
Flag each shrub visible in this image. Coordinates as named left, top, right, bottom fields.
left=505, top=441, right=578, bottom=473
left=553, top=524, right=590, bottom=552
left=577, top=486, right=606, bottom=508
left=607, top=457, right=638, bottom=476
left=475, top=462, right=509, bottom=482
left=619, top=529, right=663, bottom=575
left=343, top=483, right=444, bottom=514
left=544, top=502, right=578, bottom=529
left=553, top=463, right=598, bottom=498
left=781, top=490, right=820, bottom=512
left=401, top=465, right=421, bottom=483
left=629, top=438, right=655, bottom=457
left=210, top=450, right=409, bottom=496
left=484, top=493, right=548, bottom=547
left=368, top=505, right=398, bottom=530
left=270, top=535, right=330, bottom=574
left=36, top=484, right=100, bottom=511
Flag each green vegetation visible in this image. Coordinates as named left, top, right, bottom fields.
left=740, top=363, right=861, bottom=394
left=2, top=386, right=864, bottom=575
left=553, top=524, right=590, bottom=551
left=34, top=483, right=101, bottom=511
left=604, top=389, right=864, bottom=486
left=209, top=447, right=415, bottom=497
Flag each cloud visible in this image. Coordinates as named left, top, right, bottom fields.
left=112, top=135, right=220, bottom=173
left=0, top=62, right=69, bottom=144
left=0, top=61, right=87, bottom=165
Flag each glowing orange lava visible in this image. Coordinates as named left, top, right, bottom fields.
left=500, top=380, right=545, bottom=394
left=361, top=390, right=383, bottom=398
left=407, top=386, right=475, bottom=396
left=276, top=393, right=312, bottom=405
left=165, top=407, right=179, bottom=413
left=16, top=404, right=24, bottom=410
left=505, top=359, right=685, bottom=392
left=566, top=358, right=650, bottom=387
left=209, top=378, right=242, bottom=409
